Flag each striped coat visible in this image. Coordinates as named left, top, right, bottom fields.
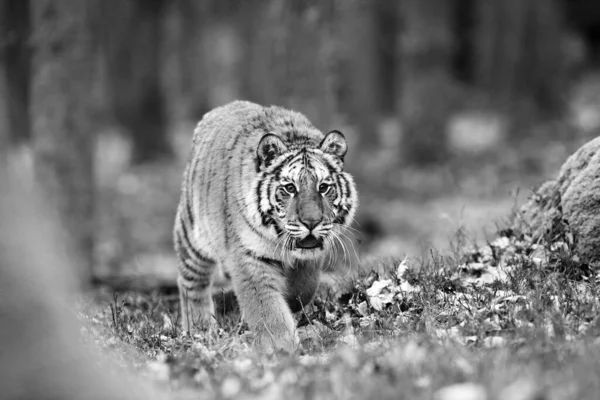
left=174, top=101, right=358, bottom=353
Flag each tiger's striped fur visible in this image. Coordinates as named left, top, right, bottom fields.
left=173, top=100, right=358, bottom=353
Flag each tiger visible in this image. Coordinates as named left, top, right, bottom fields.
left=173, top=100, right=358, bottom=353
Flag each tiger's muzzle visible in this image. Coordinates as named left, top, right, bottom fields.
left=295, top=234, right=323, bottom=249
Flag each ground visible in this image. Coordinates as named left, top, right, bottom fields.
left=81, top=220, right=600, bottom=400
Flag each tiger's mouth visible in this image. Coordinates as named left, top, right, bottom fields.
left=295, top=234, right=323, bottom=249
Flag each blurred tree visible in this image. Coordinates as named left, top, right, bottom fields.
left=174, top=0, right=210, bottom=120
left=374, top=0, right=401, bottom=116
left=565, top=0, right=600, bottom=66
left=174, top=0, right=242, bottom=120
left=94, top=0, right=171, bottom=164
left=0, top=7, right=8, bottom=156
left=0, top=0, right=30, bottom=144
left=474, top=0, right=566, bottom=116
left=335, top=0, right=381, bottom=150
left=239, top=0, right=337, bottom=130
left=399, top=0, right=456, bottom=165
left=453, top=0, right=475, bottom=83
left=30, top=0, right=95, bottom=282
left=0, top=59, right=7, bottom=157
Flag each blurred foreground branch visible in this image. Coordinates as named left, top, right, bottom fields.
left=0, top=161, right=164, bottom=399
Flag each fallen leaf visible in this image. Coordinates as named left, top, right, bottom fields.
left=369, top=292, right=395, bottom=311
left=366, top=279, right=393, bottom=297
left=491, top=236, right=510, bottom=250
left=396, top=257, right=409, bottom=278
left=357, top=301, right=369, bottom=316
left=483, top=336, right=505, bottom=348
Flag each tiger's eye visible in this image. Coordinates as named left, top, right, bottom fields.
left=319, top=183, right=330, bottom=194
left=284, top=183, right=296, bottom=194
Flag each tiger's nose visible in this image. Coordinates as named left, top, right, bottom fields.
left=299, top=216, right=322, bottom=231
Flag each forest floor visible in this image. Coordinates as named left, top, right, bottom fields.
left=81, top=207, right=600, bottom=400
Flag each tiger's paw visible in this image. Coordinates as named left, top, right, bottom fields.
left=180, top=300, right=217, bottom=334
left=188, top=313, right=217, bottom=333
left=254, top=322, right=299, bottom=354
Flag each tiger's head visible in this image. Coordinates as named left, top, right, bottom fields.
left=253, top=130, right=358, bottom=261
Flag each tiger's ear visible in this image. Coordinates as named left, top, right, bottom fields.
left=320, top=130, right=347, bottom=160
left=257, top=134, right=288, bottom=170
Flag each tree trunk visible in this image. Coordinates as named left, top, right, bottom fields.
left=474, top=0, right=566, bottom=116
left=453, top=0, right=475, bottom=83
left=239, top=0, right=337, bottom=130
left=98, top=0, right=170, bottom=164
left=174, top=0, right=243, bottom=120
left=374, top=0, right=401, bottom=116
left=399, top=0, right=456, bottom=166
left=174, top=0, right=210, bottom=120
left=0, top=55, right=8, bottom=161
left=0, top=6, right=9, bottom=158
left=30, top=0, right=95, bottom=283
left=334, top=0, right=381, bottom=150
left=0, top=0, right=30, bottom=144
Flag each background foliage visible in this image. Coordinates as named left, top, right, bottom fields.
left=2, top=0, right=600, bottom=283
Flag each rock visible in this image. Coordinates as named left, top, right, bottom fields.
left=560, top=138, right=600, bottom=264
left=517, top=180, right=561, bottom=241
left=517, top=136, right=600, bottom=265
left=482, top=336, right=505, bottom=348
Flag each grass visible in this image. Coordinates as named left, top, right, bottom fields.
left=78, top=214, right=600, bottom=400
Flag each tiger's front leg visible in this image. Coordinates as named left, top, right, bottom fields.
left=175, top=246, right=218, bottom=332
left=230, top=254, right=299, bottom=354
left=285, top=260, right=321, bottom=313
left=177, top=274, right=216, bottom=332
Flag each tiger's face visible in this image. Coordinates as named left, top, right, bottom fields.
left=254, top=131, right=358, bottom=260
